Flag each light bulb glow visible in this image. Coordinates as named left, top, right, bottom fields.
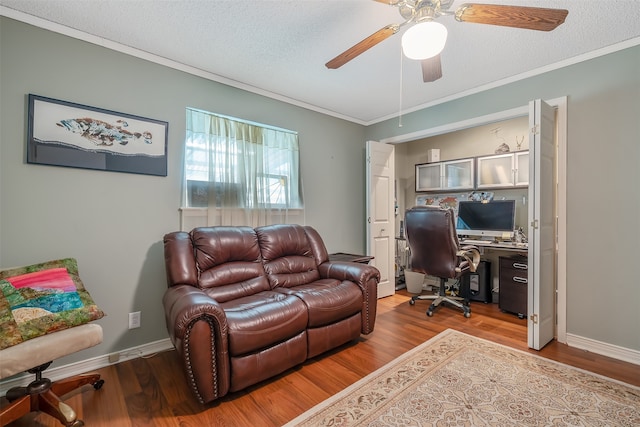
left=401, top=21, right=448, bottom=60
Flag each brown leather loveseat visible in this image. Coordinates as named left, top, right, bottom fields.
left=162, top=224, right=380, bottom=404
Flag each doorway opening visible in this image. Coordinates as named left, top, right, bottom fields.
left=377, top=97, right=567, bottom=347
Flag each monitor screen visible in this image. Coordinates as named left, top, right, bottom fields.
left=456, top=200, right=516, bottom=238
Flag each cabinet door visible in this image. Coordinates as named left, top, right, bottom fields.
left=477, top=153, right=515, bottom=188
left=444, top=158, right=474, bottom=190
left=515, top=151, right=529, bottom=186
left=415, top=163, right=442, bottom=191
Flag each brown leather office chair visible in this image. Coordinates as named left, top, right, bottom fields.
left=404, top=206, right=480, bottom=317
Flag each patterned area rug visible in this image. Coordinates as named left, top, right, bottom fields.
left=284, top=329, right=639, bottom=426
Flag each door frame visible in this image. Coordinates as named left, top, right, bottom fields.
left=365, top=140, right=396, bottom=298
left=379, top=97, right=568, bottom=344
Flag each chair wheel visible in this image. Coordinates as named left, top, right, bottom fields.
left=6, top=387, right=27, bottom=402
left=93, top=379, right=105, bottom=390
left=409, top=299, right=415, bottom=305
left=464, top=312, right=471, bottom=318
left=70, top=421, right=84, bottom=427
left=426, top=310, right=433, bottom=317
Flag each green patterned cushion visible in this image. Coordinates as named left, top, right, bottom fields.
left=0, top=258, right=105, bottom=350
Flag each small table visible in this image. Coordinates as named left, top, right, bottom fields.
left=329, top=252, right=374, bottom=264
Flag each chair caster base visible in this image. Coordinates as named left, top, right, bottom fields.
left=1, top=372, right=102, bottom=426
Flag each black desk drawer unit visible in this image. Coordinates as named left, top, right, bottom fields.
left=499, top=255, right=528, bottom=318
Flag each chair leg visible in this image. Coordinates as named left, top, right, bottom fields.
left=50, top=374, right=103, bottom=397
left=1, top=365, right=103, bottom=427
left=37, top=389, right=79, bottom=426
left=0, top=394, right=31, bottom=426
left=409, top=293, right=438, bottom=305
left=408, top=276, right=439, bottom=306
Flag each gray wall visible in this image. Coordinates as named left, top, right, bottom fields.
left=366, top=45, right=640, bottom=353
left=0, top=17, right=367, bottom=366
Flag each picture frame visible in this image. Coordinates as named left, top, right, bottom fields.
left=27, top=94, right=168, bottom=176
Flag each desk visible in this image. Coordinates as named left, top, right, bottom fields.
left=460, top=240, right=528, bottom=313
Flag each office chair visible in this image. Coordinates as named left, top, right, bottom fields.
left=404, top=206, right=480, bottom=318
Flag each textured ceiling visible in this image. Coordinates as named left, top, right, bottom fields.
left=2, top=0, right=639, bottom=124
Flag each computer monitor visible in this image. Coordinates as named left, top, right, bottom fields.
left=456, top=200, right=516, bottom=239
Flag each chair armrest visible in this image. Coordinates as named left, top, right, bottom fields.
left=317, top=261, right=380, bottom=334
left=162, top=285, right=230, bottom=403
left=457, top=246, right=481, bottom=273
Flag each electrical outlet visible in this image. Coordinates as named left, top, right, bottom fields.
left=128, top=311, right=141, bottom=329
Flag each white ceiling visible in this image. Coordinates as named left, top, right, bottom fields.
left=2, top=0, right=640, bottom=125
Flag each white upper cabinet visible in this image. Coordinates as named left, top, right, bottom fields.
left=416, top=158, right=474, bottom=192
left=477, top=151, right=529, bottom=189
left=514, top=151, right=529, bottom=186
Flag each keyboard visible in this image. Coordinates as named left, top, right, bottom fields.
left=461, top=239, right=493, bottom=245
left=462, top=239, right=528, bottom=249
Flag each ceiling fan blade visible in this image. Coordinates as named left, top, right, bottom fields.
left=455, top=3, right=568, bottom=31
left=326, top=24, right=399, bottom=69
left=421, top=55, right=442, bottom=83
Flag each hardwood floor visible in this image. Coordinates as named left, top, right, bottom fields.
left=3, top=290, right=639, bottom=426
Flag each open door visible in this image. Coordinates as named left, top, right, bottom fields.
left=366, top=141, right=395, bottom=298
left=528, top=99, right=556, bottom=349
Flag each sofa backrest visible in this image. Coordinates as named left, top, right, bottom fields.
left=164, top=224, right=333, bottom=299
left=256, top=224, right=323, bottom=289
left=190, top=227, right=270, bottom=302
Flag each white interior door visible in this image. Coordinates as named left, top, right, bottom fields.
left=366, top=141, right=395, bottom=298
left=528, top=99, right=556, bottom=350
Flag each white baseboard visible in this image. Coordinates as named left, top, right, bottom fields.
left=0, top=338, right=173, bottom=394
left=566, top=333, right=640, bottom=366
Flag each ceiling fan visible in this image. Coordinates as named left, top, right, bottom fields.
left=326, top=1, right=568, bottom=82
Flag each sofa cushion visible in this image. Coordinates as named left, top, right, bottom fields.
left=275, top=279, right=363, bottom=328
left=256, top=224, right=321, bottom=288
left=0, top=258, right=105, bottom=350
left=221, top=291, right=308, bottom=356
left=191, top=227, right=270, bottom=302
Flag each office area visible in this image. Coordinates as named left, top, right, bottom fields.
left=395, top=115, right=534, bottom=318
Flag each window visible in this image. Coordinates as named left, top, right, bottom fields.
left=183, top=108, right=303, bottom=213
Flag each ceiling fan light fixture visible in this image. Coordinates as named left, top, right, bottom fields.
left=401, top=21, right=448, bottom=60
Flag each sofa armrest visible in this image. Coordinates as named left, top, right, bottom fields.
left=164, top=231, right=198, bottom=288
left=163, top=285, right=230, bottom=403
left=318, top=261, right=380, bottom=334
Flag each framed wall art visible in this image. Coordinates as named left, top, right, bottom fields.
left=27, top=94, right=168, bottom=176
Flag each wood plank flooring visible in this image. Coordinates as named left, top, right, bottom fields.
left=3, top=290, right=639, bottom=426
